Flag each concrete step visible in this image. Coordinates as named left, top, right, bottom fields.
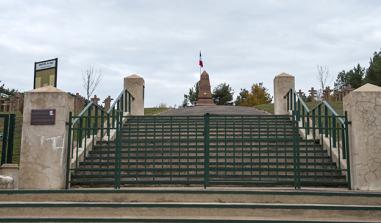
left=88, top=147, right=328, bottom=153
left=82, top=156, right=334, bottom=163
left=85, top=152, right=332, bottom=159
left=1, top=201, right=380, bottom=221
left=78, top=162, right=339, bottom=169
left=0, top=189, right=380, bottom=223
left=3, top=188, right=378, bottom=204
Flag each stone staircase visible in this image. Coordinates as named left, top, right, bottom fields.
left=71, top=115, right=347, bottom=188
left=0, top=188, right=380, bottom=222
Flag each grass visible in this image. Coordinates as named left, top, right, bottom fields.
left=144, top=107, right=170, bottom=115
left=254, top=100, right=343, bottom=115
left=254, top=103, right=274, bottom=114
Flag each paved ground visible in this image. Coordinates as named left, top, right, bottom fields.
left=159, top=105, right=269, bottom=116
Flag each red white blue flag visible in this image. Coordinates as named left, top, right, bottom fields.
left=199, top=51, right=203, bottom=68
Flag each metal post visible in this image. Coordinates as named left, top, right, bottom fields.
left=344, top=111, right=351, bottom=189
left=6, top=114, right=15, bottom=163
left=203, top=113, right=210, bottom=189
left=87, top=106, right=91, bottom=138
left=332, top=114, right=337, bottom=148
left=286, top=92, right=290, bottom=111
left=292, top=110, right=301, bottom=189
left=114, top=110, right=122, bottom=189
left=1, top=115, right=9, bottom=165
left=306, top=112, right=310, bottom=136
left=100, top=110, right=104, bottom=140
left=312, top=110, right=316, bottom=139
left=318, top=105, right=322, bottom=135
left=324, top=106, right=328, bottom=137
left=297, top=99, right=301, bottom=121
left=65, top=112, right=72, bottom=189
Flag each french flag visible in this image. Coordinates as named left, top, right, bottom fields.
left=199, top=51, right=203, bottom=68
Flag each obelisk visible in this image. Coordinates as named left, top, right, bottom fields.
left=196, top=71, right=215, bottom=106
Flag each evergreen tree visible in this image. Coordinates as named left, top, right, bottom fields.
left=0, top=81, right=17, bottom=96
left=183, top=82, right=199, bottom=106
left=334, top=64, right=365, bottom=90
left=234, top=88, right=249, bottom=105
left=212, top=83, right=234, bottom=105
left=365, top=50, right=381, bottom=86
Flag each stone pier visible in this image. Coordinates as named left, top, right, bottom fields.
left=124, top=74, right=145, bottom=115
left=343, top=83, right=381, bottom=190
left=18, top=86, right=74, bottom=189
left=273, top=73, right=295, bottom=115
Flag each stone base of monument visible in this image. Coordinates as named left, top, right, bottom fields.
left=196, top=98, right=215, bottom=106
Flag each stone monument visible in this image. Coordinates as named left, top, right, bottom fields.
left=196, top=71, right=215, bottom=106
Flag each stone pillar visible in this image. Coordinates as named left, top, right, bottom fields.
left=273, top=73, right=295, bottom=115
left=124, top=74, right=145, bottom=115
left=19, top=86, right=74, bottom=189
left=343, top=83, right=381, bottom=191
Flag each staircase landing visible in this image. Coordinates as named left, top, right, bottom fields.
left=159, top=105, right=269, bottom=116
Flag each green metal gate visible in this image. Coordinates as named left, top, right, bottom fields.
left=68, top=112, right=306, bottom=189
left=205, top=114, right=301, bottom=188
left=0, top=114, right=16, bottom=165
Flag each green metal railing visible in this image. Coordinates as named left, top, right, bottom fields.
left=69, top=113, right=316, bottom=189
left=284, top=89, right=351, bottom=189
left=0, top=114, right=15, bottom=165
left=66, top=89, right=133, bottom=189
left=206, top=114, right=301, bottom=189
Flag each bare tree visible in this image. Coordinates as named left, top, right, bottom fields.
left=316, top=65, right=331, bottom=99
left=82, top=66, right=102, bottom=100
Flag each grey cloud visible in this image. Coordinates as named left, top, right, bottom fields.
left=0, top=0, right=380, bottom=106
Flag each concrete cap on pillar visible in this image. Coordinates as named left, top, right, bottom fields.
left=27, top=86, right=65, bottom=93
left=125, top=74, right=145, bottom=84
left=275, top=72, right=294, bottom=78
left=353, top=83, right=381, bottom=92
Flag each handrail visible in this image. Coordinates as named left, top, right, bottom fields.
left=284, top=88, right=351, bottom=189
left=66, top=88, right=134, bottom=189
left=72, top=102, right=105, bottom=126
left=310, top=100, right=345, bottom=125
left=107, top=90, right=124, bottom=114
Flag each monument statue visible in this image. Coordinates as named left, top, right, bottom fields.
left=196, top=71, right=215, bottom=106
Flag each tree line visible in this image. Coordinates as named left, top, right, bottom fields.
left=182, top=82, right=272, bottom=107
left=334, top=49, right=381, bottom=90
left=183, top=49, right=381, bottom=107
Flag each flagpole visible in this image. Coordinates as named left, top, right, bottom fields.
left=199, top=50, right=202, bottom=75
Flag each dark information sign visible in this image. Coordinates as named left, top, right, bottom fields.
left=34, top=58, right=58, bottom=89
left=31, top=109, right=56, bottom=125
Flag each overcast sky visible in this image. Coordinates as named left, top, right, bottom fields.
left=0, top=0, right=380, bottom=107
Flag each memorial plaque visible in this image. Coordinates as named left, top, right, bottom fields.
left=31, top=109, right=56, bottom=125
left=34, top=58, right=58, bottom=89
